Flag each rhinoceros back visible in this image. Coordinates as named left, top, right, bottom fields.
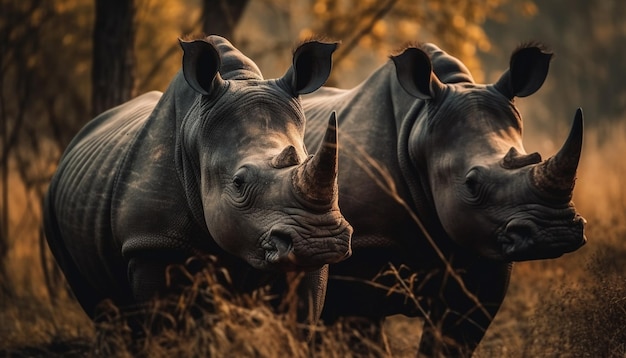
left=44, top=91, right=162, bottom=310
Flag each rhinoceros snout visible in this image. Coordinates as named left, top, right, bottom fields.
left=497, top=213, right=586, bottom=261
left=263, top=233, right=297, bottom=268
left=262, top=222, right=352, bottom=271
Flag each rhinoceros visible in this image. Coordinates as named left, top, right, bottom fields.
left=43, top=35, right=353, bottom=324
left=302, top=43, right=586, bottom=355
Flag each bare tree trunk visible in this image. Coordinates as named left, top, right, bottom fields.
left=0, top=0, right=45, bottom=298
left=0, top=65, right=9, bottom=299
left=202, top=0, right=250, bottom=41
left=91, top=0, right=136, bottom=117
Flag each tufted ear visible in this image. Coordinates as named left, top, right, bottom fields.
left=494, top=45, right=553, bottom=99
left=391, top=47, right=445, bottom=100
left=179, top=38, right=226, bottom=96
left=281, top=41, right=338, bottom=95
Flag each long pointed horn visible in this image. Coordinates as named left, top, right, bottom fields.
left=293, top=112, right=339, bottom=205
left=531, top=108, right=584, bottom=196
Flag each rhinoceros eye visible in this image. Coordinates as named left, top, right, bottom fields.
left=464, top=168, right=482, bottom=197
left=233, top=175, right=244, bottom=189
left=232, top=167, right=249, bottom=190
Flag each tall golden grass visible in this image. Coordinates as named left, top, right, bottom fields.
left=1, top=120, right=625, bottom=357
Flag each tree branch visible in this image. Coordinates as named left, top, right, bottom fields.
left=333, top=0, right=399, bottom=66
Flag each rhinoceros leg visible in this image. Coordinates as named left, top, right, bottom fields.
left=418, top=260, right=512, bottom=356
left=43, top=198, right=106, bottom=318
left=296, top=264, right=329, bottom=325
left=124, top=254, right=196, bottom=341
left=127, top=256, right=172, bottom=303
left=45, top=235, right=105, bottom=317
left=291, top=265, right=330, bottom=342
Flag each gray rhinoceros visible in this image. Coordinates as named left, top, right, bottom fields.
left=302, top=43, right=586, bottom=355
left=43, top=35, right=353, bottom=323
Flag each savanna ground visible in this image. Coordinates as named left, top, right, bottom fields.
left=2, top=0, right=626, bottom=356
left=1, top=118, right=625, bottom=357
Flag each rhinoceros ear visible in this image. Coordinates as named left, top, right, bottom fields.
left=281, top=41, right=338, bottom=95
left=179, top=38, right=225, bottom=96
left=391, top=47, right=445, bottom=100
left=494, top=44, right=553, bottom=99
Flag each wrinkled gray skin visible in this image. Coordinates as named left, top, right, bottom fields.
left=43, top=35, right=353, bottom=325
left=302, top=43, right=586, bottom=356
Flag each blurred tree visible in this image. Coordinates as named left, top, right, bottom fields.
left=1, top=0, right=92, bottom=297
left=202, top=0, right=250, bottom=40
left=135, top=0, right=510, bottom=90
left=305, top=0, right=503, bottom=75
left=308, top=0, right=508, bottom=82
left=235, top=0, right=510, bottom=85
left=1, top=0, right=52, bottom=297
left=92, top=0, right=136, bottom=117
left=482, top=0, right=626, bottom=127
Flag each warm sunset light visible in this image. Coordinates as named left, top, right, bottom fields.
left=1, top=1, right=625, bottom=356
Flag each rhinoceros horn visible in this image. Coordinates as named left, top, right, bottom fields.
left=293, top=112, right=339, bottom=205
left=531, top=108, right=584, bottom=197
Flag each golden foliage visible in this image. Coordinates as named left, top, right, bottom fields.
left=2, top=1, right=625, bottom=356
left=133, top=0, right=198, bottom=93
left=298, top=0, right=513, bottom=83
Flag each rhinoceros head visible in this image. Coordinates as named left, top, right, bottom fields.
left=178, top=36, right=352, bottom=271
left=392, top=43, right=586, bottom=261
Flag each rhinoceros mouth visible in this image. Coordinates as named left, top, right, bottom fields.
left=259, top=224, right=352, bottom=271
left=496, top=214, right=587, bottom=261
left=262, top=233, right=299, bottom=270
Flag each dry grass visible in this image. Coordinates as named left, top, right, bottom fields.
left=528, top=247, right=626, bottom=357
left=472, top=119, right=626, bottom=358
left=1, top=121, right=625, bottom=357
left=0, top=256, right=394, bottom=358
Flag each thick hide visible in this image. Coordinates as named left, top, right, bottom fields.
left=302, top=42, right=586, bottom=356
left=43, top=35, right=353, bottom=326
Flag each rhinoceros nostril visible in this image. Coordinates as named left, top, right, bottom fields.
left=264, top=233, right=296, bottom=264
